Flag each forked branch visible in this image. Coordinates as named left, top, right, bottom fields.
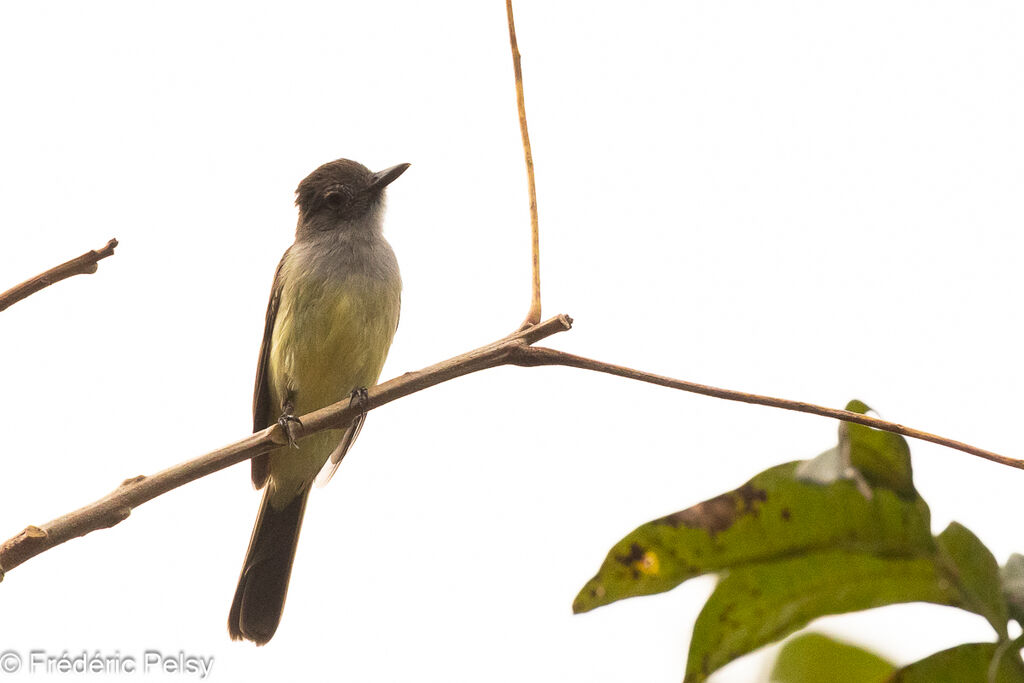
left=2, top=313, right=1019, bottom=579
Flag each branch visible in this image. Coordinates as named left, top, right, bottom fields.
left=506, top=0, right=542, bottom=328
left=0, top=315, right=573, bottom=577
left=2, top=314, right=1019, bottom=580
left=513, top=346, right=1024, bottom=471
left=0, top=238, right=119, bottom=312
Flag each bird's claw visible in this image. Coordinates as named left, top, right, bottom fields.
left=277, top=414, right=303, bottom=449
left=349, top=387, right=369, bottom=418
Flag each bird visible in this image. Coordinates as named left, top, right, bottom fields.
left=228, top=158, right=408, bottom=645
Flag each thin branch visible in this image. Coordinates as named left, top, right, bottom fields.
left=506, top=0, right=542, bottom=328
left=0, top=238, right=119, bottom=312
left=513, top=346, right=1024, bottom=471
left=0, top=315, right=573, bottom=577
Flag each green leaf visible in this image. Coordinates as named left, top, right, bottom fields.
left=573, top=462, right=933, bottom=613
left=889, top=643, right=1024, bottom=682
left=770, top=633, right=894, bottom=683
left=936, top=522, right=1010, bottom=638
left=842, top=400, right=915, bottom=498
left=684, top=550, right=961, bottom=682
left=1002, top=554, right=1024, bottom=624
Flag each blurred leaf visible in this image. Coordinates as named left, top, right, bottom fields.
left=936, top=522, right=1009, bottom=638
left=888, top=643, right=1024, bottom=682
left=845, top=399, right=872, bottom=414
left=684, top=551, right=960, bottom=682
left=1002, top=554, right=1024, bottom=624
left=574, top=462, right=933, bottom=613
left=842, top=400, right=915, bottom=498
left=770, top=632, right=894, bottom=683
left=575, top=397, right=1009, bottom=681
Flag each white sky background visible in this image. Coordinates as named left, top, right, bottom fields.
left=1, top=1, right=1022, bottom=681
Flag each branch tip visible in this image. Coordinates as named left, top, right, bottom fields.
left=518, top=347, right=1024, bottom=471
left=0, top=238, right=122, bottom=312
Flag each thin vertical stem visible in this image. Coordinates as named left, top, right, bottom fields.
left=506, top=0, right=542, bottom=327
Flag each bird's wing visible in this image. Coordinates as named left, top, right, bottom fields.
left=314, top=414, right=365, bottom=487
left=251, top=249, right=289, bottom=489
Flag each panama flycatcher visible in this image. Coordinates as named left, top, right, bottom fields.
left=228, top=158, right=408, bottom=644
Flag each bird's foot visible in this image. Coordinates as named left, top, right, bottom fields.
left=349, top=387, right=369, bottom=423
left=277, top=413, right=303, bottom=449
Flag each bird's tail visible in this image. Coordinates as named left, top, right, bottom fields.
left=228, top=486, right=310, bottom=645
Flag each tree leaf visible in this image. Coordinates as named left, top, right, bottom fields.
left=888, top=643, right=1024, bottom=682
left=936, top=522, right=1010, bottom=638
left=684, top=551, right=961, bottom=682
left=574, top=462, right=934, bottom=613
left=770, top=632, right=895, bottom=683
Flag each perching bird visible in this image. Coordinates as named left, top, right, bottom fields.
left=228, top=158, right=408, bottom=645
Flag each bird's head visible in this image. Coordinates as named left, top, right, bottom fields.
left=295, top=158, right=409, bottom=236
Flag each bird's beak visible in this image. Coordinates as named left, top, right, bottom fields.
left=369, top=163, right=411, bottom=192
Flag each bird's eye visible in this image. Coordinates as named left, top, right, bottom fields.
left=324, top=191, right=345, bottom=210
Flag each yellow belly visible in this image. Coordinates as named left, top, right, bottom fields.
left=266, top=270, right=399, bottom=506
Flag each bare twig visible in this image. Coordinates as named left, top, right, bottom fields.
left=506, top=0, right=542, bottom=328
left=2, top=313, right=1019, bottom=579
left=513, top=347, right=1024, bottom=471
left=0, top=238, right=119, bottom=312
